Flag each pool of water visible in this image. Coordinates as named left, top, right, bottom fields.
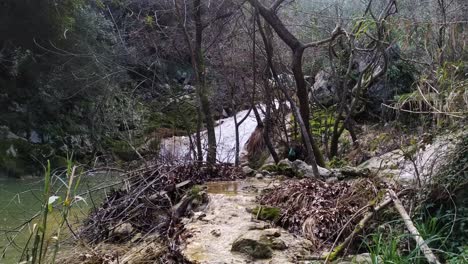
left=0, top=171, right=123, bottom=263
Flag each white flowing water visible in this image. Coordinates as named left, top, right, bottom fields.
left=159, top=108, right=262, bottom=163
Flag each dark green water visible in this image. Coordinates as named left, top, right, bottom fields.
left=0, top=171, right=122, bottom=264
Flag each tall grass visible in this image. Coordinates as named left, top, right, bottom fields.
left=19, top=157, right=83, bottom=264
left=362, top=211, right=467, bottom=264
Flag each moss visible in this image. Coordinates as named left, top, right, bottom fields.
left=260, top=161, right=298, bottom=177
left=231, top=238, right=272, bottom=259
left=327, top=157, right=349, bottom=168
left=144, top=97, right=198, bottom=134
left=189, top=185, right=204, bottom=198
left=260, top=163, right=278, bottom=173
left=276, top=163, right=296, bottom=177
left=251, top=206, right=281, bottom=222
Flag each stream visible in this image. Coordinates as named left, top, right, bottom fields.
left=181, top=178, right=313, bottom=263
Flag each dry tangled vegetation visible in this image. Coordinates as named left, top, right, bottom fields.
left=257, top=177, right=400, bottom=251
left=62, top=163, right=244, bottom=263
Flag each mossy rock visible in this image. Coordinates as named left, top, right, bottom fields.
left=251, top=206, right=281, bottom=222
left=260, top=160, right=296, bottom=177
left=259, top=235, right=287, bottom=250
left=231, top=238, right=272, bottom=259
left=260, top=163, right=278, bottom=173
left=276, top=162, right=296, bottom=177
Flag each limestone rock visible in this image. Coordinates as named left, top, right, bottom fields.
left=291, top=160, right=332, bottom=178
left=262, top=228, right=281, bottom=237
left=0, top=126, right=24, bottom=140
left=309, top=70, right=337, bottom=107
left=247, top=223, right=271, bottom=230
left=231, top=238, right=272, bottom=259
left=269, top=238, right=287, bottom=250
left=242, top=166, right=255, bottom=176
left=259, top=232, right=287, bottom=250
left=112, top=223, right=133, bottom=239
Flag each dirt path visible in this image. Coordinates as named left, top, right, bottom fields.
left=181, top=178, right=313, bottom=264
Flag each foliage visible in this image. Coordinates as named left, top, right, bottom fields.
left=392, top=61, right=467, bottom=127
left=0, top=0, right=84, bottom=49
left=422, top=133, right=468, bottom=258
left=362, top=209, right=467, bottom=264
left=0, top=3, right=144, bottom=170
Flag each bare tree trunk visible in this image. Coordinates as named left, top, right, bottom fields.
left=233, top=107, right=240, bottom=165
left=248, top=0, right=339, bottom=167
left=193, top=0, right=217, bottom=164
left=196, top=107, right=203, bottom=162
left=264, top=88, right=280, bottom=163
left=252, top=107, right=279, bottom=164
left=256, top=15, right=318, bottom=175
left=292, top=48, right=325, bottom=166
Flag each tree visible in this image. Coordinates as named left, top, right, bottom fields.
left=248, top=0, right=346, bottom=167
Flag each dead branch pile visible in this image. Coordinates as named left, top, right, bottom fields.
left=80, top=162, right=244, bottom=245
left=258, top=178, right=393, bottom=250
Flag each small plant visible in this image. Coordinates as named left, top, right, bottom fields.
left=19, top=156, right=84, bottom=264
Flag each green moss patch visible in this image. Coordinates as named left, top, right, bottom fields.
left=251, top=206, right=281, bottom=222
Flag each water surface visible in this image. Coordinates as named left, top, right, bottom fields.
left=0, top=171, right=122, bottom=263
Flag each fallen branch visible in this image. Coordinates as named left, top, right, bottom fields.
left=389, top=190, right=441, bottom=264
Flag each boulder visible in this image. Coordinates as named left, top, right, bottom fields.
left=0, top=126, right=25, bottom=141
left=241, top=166, right=255, bottom=176
left=112, top=223, right=134, bottom=240
left=309, top=70, right=338, bottom=107
left=231, top=237, right=272, bottom=259
left=260, top=163, right=277, bottom=173
left=291, top=160, right=332, bottom=178
left=231, top=228, right=289, bottom=259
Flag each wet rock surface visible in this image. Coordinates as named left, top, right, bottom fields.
left=181, top=178, right=313, bottom=263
